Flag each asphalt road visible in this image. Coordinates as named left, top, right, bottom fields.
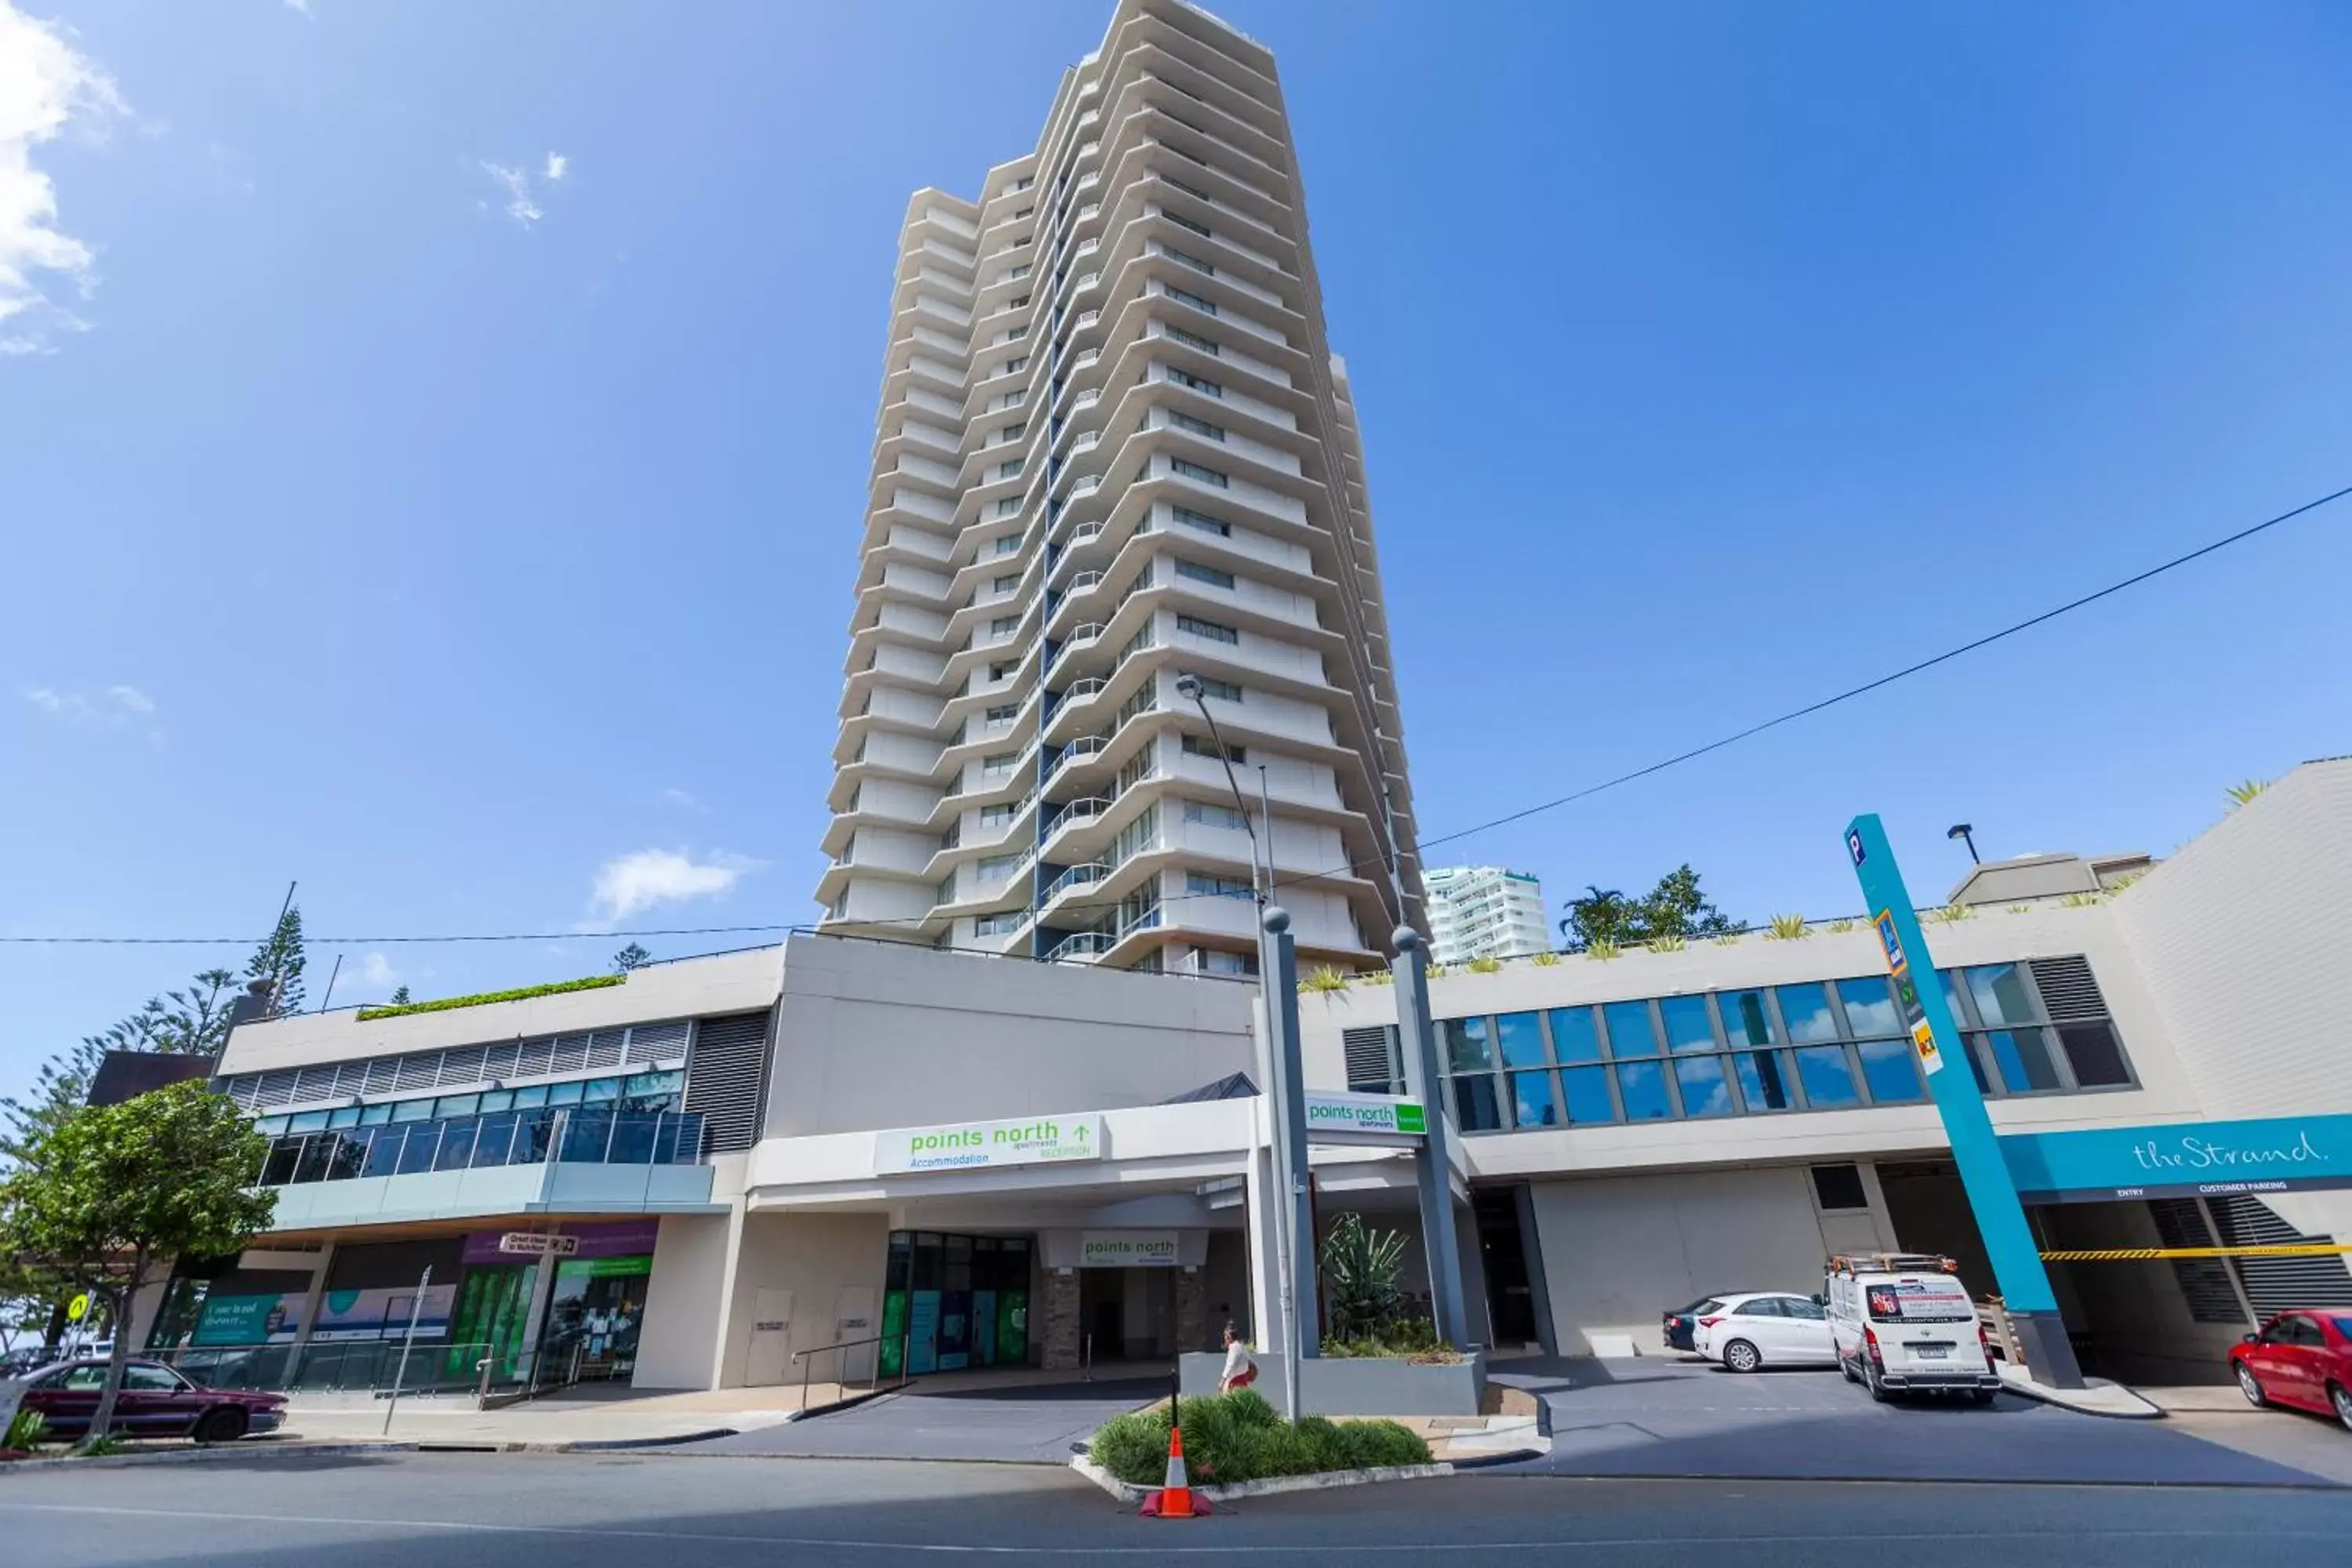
left=5, top=1451, right=2351, bottom=1566
left=1494, top=1356, right=2338, bottom=1486
left=685, top=1374, right=1167, bottom=1461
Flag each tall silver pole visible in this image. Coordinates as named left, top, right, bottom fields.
left=382, top=1265, right=432, bottom=1436
left=1262, top=906, right=1318, bottom=1394
left=1381, top=789, right=1468, bottom=1348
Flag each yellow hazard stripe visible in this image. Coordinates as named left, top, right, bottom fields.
left=2038, top=1243, right=2352, bottom=1261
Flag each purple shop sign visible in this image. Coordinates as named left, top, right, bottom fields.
left=462, top=1218, right=660, bottom=1265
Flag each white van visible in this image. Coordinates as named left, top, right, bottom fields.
left=1824, top=1253, right=2000, bottom=1403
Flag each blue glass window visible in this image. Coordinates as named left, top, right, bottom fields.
left=1795, top=1047, right=1861, bottom=1109
left=1497, top=1012, right=1547, bottom=1068
left=1547, top=1007, right=1602, bottom=1063
left=1603, top=1001, right=1657, bottom=1057
left=1778, top=984, right=1839, bottom=1044
left=1658, top=995, right=1715, bottom=1053
left=1857, top=1039, right=1925, bottom=1103
left=433, top=1119, right=479, bottom=1171
left=1836, top=976, right=1900, bottom=1036
left=1967, top=964, right=2038, bottom=1027
left=1719, top=990, right=1777, bottom=1048
left=1733, top=1048, right=1796, bottom=1112
left=1987, top=1027, right=2063, bottom=1092
left=1673, top=1055, right=1734, bottom=1117
left=1560, top=1065, right=1615, bottom=1123
left=1510, top=1072, right=1561, bottom=1128
left=1443, top=1017, right=1493, bottom=1072
left=1615, top=1059, right=1671, bottom=1120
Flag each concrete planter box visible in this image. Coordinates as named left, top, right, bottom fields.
left=1178, top=1348, right=1486, bottom=1417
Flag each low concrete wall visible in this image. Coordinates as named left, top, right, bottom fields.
left=1178, top=1349, right=1486, bottom=1416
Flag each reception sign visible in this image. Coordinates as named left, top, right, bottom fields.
left=873, top=1112, right=1103, bottom=1174
left=2001, top=1114, right=2352, bottom=1203
left=1304, top=1092, right=1427, bottom=1138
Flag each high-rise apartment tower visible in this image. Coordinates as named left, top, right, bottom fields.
left=1424, top=866, right=1552, bottom=965
left=816, top=0, right=1418, bottom=977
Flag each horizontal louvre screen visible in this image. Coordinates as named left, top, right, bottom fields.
left=2146, top=1199, right=2245, bottom=1324
left=2217, top=1196, right=2352, bottom=1315
left=686, top=1011, right=772, bottom=1155
left=1343, top=1025, right=1399, bottom=1095
left=2027, top=955, right=2107, bottom=1022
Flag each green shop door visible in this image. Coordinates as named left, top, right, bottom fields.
left=446, top=1263, right=537, bottom=1382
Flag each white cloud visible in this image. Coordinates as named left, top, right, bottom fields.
left=0, top=1, right=127, bottom=355
left=329, top=951, right=398, bottom=1000
left=659, top=787, right=706, bottom=813
left=284, top=0, right=313, bottom=14
left=24, top=682, right=162, bottom=743
left=586, top=848, right=760, bottom=927
left=479, top=160, right=541, bottom=227
left=477, top=152, right=568, bottom=229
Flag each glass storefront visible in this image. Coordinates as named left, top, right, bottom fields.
left=539, top=1255, right=652, bottom=1381
left=879, top=1232, right=1031, bottom=1377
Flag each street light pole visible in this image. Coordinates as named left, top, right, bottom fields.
left=1178, top=672, right=1308, bottom=1419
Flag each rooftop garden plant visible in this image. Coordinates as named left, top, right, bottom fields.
left=356, top=974, right=625, bottom=1021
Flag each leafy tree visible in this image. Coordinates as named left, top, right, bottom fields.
left=387, top=985, right=412, bottom=1007
left=1559, top=864, right=1737, bottom=950
left=610, top=942, right=652, bottom=974
left=0, top=1083, right=274, bottom=1448
left=1, top=969, right=238, bottom=1164
left=245, top=905, right=308, bottom=1018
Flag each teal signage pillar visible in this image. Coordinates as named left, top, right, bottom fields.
left=1844, top=814, right=2084, bottom=1389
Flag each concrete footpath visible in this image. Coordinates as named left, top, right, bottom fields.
left=278, top=1383, right=834, bottom=1447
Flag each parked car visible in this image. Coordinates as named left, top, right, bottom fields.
left=1824, top=1253, right=2000, bottom=1403
left=16, top=1359, right=287, bottom=1443
left=0, top=1345, right=54, bottom=1380
left=1662, top=1294, right=1731, bottom=1353
left=1692, top=1291, right=1838, bottom=1372
left=2230, top=1311, right=2352, bottom=1432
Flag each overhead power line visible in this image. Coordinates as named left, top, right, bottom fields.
left=3, top=481, right=2343, bottom=949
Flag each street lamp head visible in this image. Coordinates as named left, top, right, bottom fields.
left=1261, top=905, right=1292, bottom=935
left=1174, top=672, right=1204, bottom=702
left=1947, top=823, right=1973, bottom=841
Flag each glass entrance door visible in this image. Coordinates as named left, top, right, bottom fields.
left=539, top=1256, right=652, bottom=1383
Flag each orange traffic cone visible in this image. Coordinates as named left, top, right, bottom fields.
left=1138, top=1421, right=1211, bottom=1517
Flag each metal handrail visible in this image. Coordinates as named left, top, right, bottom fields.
left=790, top=1329, right=913, bottom=1411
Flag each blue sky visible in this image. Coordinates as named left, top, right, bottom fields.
left=4, top=0, right=2348, bottom=1092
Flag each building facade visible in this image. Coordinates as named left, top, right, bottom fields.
left=814, top=0, right=1419, bottom=978
left=1424, top=865, right=1550, bottom=964
left=1300, top=759, right=2352, bottom=1385
left=151, top=764, right=2352, bottom=1399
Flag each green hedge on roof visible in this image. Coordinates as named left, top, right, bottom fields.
left=355, top=974, right=625, bottom=1021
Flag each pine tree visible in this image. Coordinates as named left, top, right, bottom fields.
left=387, top=985, right=412, bottom=1007
left=244, top=906, right=308, bottom=1018
left=611, top=942, right=652, bottom=974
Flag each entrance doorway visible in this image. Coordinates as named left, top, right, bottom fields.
left=539, top=1255, right=652, bottom=1383
left=1080, top=1267, right=1175, bottom=1363
left=880, top=1231, right=1033, bottom=1377
left=1473, top=1186, right=1541, bottom=1348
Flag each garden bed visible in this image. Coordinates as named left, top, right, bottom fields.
left=1088, top=1390, right=1432, bottom=1490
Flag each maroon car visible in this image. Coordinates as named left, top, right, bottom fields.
left=2230, top=1311, right=2352, bottom=1432
left=15, top=1359, right=287, bottom=1444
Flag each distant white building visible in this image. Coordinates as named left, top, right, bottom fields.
left=1425, top=866, right=1550, bottom=964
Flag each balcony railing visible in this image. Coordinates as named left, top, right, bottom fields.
left=258, top=1109, right=706, bottom=1188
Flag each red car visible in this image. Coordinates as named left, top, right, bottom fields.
left=14, top=1359, right=288, bottom=1444
left=2230, top=1311, right=2352, bottom=1432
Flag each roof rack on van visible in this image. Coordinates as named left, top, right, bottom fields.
left=1827, top=1252, right=1961, bottom=1276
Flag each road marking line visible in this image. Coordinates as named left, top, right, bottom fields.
left=0, top=1501, right=2340, bottom=1553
